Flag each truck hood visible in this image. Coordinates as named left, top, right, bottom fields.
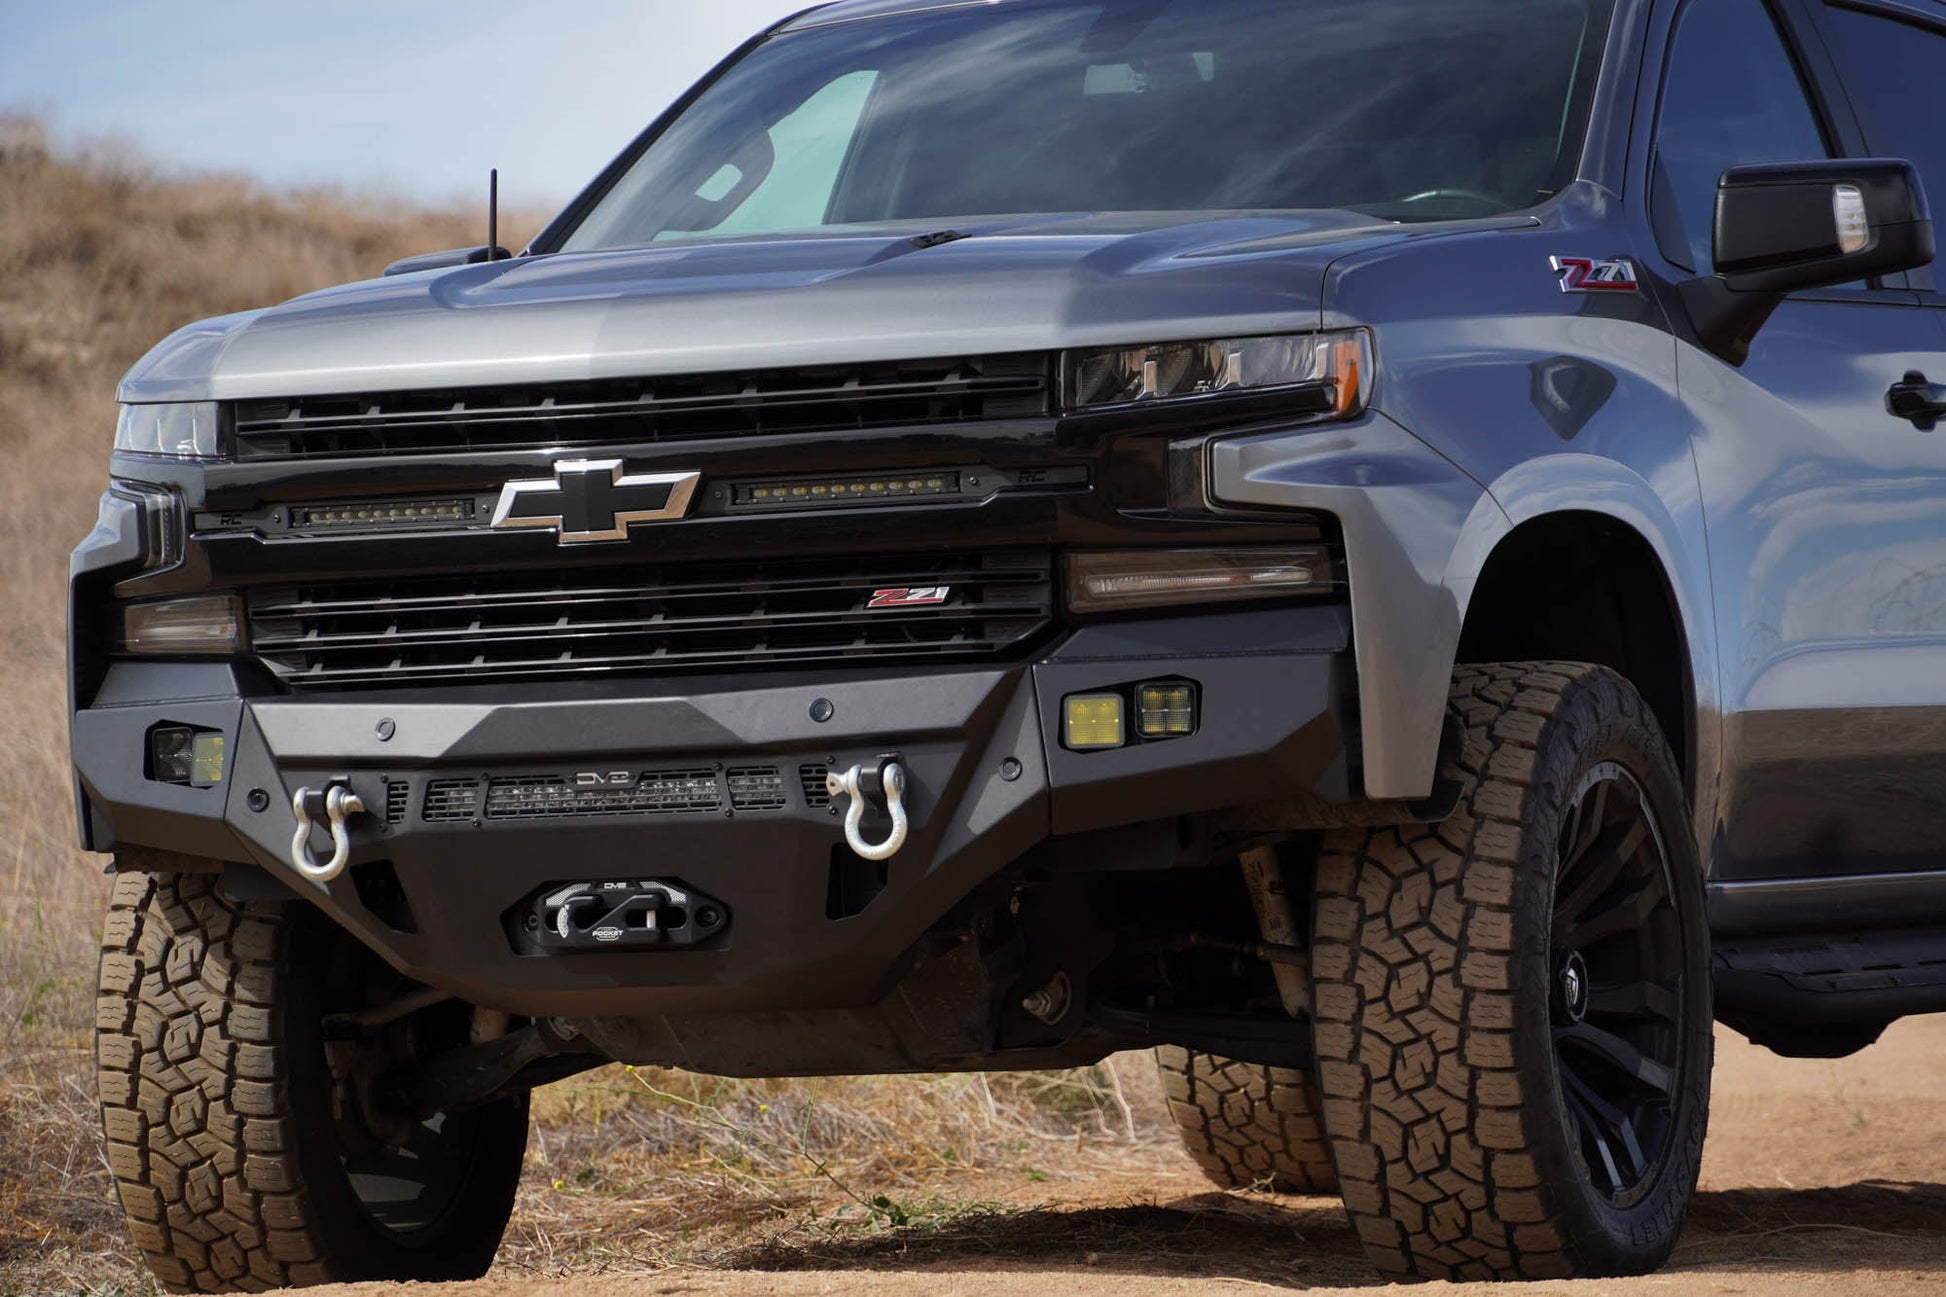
left=122, top=210, right=1422, bottom=402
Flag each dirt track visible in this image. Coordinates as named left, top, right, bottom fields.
left=313, top=1017, right=1946, bottom=1297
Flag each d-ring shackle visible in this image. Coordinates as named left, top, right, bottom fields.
left=825, top=756, right=909, bottom=861
left=290, top=783, right=365, bottom=883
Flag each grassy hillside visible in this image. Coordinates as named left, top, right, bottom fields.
left=0, top=118, right=1162, bottom=1292
left=0, top=112, right=495, bottom=1289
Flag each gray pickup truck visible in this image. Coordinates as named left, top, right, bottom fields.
left=71, top=0, right=1946, bottom=1286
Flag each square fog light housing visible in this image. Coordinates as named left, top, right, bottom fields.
left=1136, top=680, right=1198, bottom=738
left=149, top=724, right=225, bottom=787
left=1064, top=693, right=1125, bottom=750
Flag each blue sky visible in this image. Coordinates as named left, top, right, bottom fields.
left=2, top=1, right=812, bottom=209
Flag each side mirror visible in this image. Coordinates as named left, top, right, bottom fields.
left=382, top=245, right=512, bottom=277
left=1679, top=158, right=1934, bottom=365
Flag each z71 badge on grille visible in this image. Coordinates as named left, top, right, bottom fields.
left=491, top=459, right=701, bottom=544
left=868, top=586, right=952, bottom=608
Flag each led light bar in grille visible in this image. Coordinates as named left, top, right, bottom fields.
left=292, top=499, right=475, bottom=529
left=735, top=473, right=957, bottom=509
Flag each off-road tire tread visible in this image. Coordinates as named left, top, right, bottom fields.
left=1155, top=1046, right=1337, bottom=1193
left=1311, top=662, right=1705, bottom=1281
left=98, top=870, right=336, bottom=1292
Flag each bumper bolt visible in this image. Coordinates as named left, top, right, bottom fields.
left=1021, top=971, right=1072, bottom=1025
left=246, top=788, right=270, bottom=813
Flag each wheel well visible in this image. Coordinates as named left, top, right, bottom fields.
left=1456, top=513, right=1692, bottom=783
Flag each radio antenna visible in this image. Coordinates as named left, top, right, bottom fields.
left=487, top=168, right=499, bottom=260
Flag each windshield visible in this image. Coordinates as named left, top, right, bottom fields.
left=561, top=0, right=1613, bottom=252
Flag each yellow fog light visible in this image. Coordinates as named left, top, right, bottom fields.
left=192, top=732, right=226, bottom=784
left=1064, top=693, right=1125, bottom=751
left=1136, top=681, right=1198, bottom=738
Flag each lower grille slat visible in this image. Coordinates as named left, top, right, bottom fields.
left=248, top=550, right=1053, bottom=690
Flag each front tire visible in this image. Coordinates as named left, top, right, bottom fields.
left=97, top=871, right=529, bottom=1291
left=1155, top=1046, right=1337, bottom=1193
left=1311, top=663, right=1711, bottom=1280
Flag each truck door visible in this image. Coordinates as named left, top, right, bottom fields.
left=1650, top=0, right=1946, bottom=888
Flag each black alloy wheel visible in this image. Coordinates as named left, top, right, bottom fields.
left=1550, top=762, right=1687, bottom=1208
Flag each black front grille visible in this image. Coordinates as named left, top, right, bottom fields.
left=230, top=354, right=1051, bottom=459
left=248, top=550, right=1054, bottom=690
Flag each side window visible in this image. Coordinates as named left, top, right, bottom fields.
left=1821, top=3, right=1946, bottom=220
left=1653, top=0, right=1832, bottom=271
left=667, top=70, right=879, bottom=239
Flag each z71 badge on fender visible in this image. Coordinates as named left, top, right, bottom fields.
left=1550, top=255, right=1640, bottom=293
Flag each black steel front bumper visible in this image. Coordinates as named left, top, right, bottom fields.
left=73, top=604, right=1353, bottom=1018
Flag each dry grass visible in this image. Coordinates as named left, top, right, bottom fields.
left=0, top=117, right=1174, bottom=1295
left=502, top=1059, right=1169, bottom=1276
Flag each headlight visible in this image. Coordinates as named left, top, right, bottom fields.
left=1065, top=328, right=1371, bottom=416
left=1068, top=547, right=1336, bottom=614
left=115, top=402, right=221, bottom=458
left=119, top=595, right=244, bottom=654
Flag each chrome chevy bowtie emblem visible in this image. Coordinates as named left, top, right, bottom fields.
left=490, top=459, right=700, bottom=544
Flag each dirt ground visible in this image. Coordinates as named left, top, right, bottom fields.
left=303, top=1017, right=1946, bottom=1297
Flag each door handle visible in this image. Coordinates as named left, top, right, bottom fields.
left=1888, top=370, right=1946, bottom=430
